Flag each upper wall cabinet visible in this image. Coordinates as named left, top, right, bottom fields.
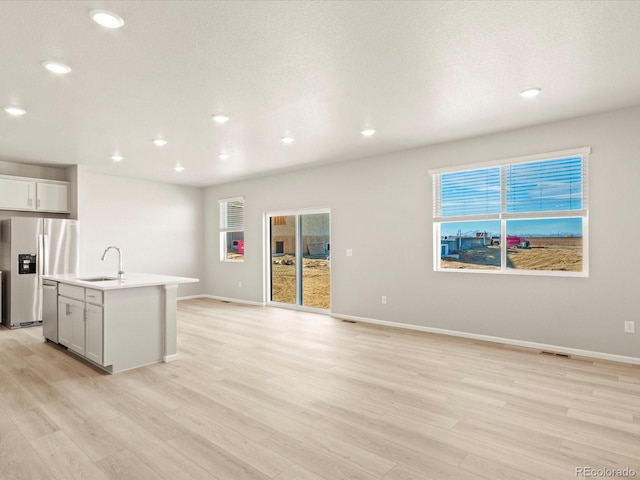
left=0, top=175, right=70, bottom=213
left=36, top=182, right=69, bottom=213
left=0, top=177, right=36, bottom=210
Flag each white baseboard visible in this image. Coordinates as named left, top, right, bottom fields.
left=331, top=312, right=640, bottom=366
left=163, top=353, right=179, bottom=363
left=177, top=294, right=203, bottom=301
left=197, top=294, right=265, bottom=307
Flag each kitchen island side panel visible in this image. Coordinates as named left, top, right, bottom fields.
left=103, top=286, right=163, bottom=373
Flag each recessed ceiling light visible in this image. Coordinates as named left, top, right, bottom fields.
left=110, top=154, right=123, bottom=162
left=43, top=61, right=72, bottom=75
left=174, top=163, right=184, bottom=172
left=90, top=9, right=124, bottom=29
left=361, top=128, right=376, bottom=137
left=520, top=87, right=542, bottom=99
left=218, top=153, right=231, bottom=161
left=212, top=114, right=229, bottom=124
left=153, top=138, right=167, bottom=147
left=281, top=135, right=295, bottom=145
left=4, top=106, right=26, bottom=116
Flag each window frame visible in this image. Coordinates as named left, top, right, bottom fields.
left=430, top=147, right=590, bottom=277
left=219, top=196, right=245, bottom=262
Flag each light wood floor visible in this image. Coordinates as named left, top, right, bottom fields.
left=1, top=297, right=639, bottom=480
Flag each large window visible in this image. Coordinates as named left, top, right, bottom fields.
left=220, top=197, right=244, bottom=262
left=431, top=148, right=589, bottom=276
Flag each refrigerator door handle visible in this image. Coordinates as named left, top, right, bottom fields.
left=37, top=234, right=46, bottom=321
left=42, top=234, right=49, bottom=276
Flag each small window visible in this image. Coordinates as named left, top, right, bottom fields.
left=220, top=197, right=244, bottom=262
left=430, top=148, right=589, bottom=276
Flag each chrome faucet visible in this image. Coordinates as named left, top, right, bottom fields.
left=101, top=246, right=125, bottom=280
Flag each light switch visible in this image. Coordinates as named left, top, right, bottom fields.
left=346, top=249, right=353, bottom=257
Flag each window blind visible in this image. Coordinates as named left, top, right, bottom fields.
left=433, top=154, right=587, bottom=219
left=433, top=166, right=501, bottom=219
left=220, top=199, right=244, bottom=230
left=504, top=156, right=585, bottom=214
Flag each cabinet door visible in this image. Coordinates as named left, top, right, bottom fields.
left=0, top=178, right=35, bottom=211
left=85, top=304, right=103, bottom=365
left=36, top=182, right=69, bottom=213
left=58, top=297, right=72, bottom=348
left=59, top=296, right=84, bottom=354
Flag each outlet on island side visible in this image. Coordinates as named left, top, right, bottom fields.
left=238, top=281, right=243, bottom=288
left=382, top=295, right=387, bottom=305
left=624, top=321, right=635, bottom=334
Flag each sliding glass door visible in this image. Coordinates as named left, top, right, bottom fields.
left=300, top=213, right=331, bottom=309
left=270, top=215, right=297, bottom=305
left=268, top=210, right=330, bottom=311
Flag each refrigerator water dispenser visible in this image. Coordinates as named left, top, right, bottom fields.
left=18, top=254, right=37, bottom=274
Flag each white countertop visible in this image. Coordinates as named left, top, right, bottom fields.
left=42, top=272, right=199, bottom=290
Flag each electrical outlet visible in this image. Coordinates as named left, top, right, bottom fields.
left=624, top=321, right=635, bottom=334
left=381, top=295, right=387, bottom=304
left=346, top=249, right=353, bottom=257
left=238, top=281, right=242, bottom=288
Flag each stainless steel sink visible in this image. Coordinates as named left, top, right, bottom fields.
left=78, top=277, right=118, bottom=282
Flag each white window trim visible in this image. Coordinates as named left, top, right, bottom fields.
left=428, top=147, right=591, bottom=176
left=430, top=148, right=590, bottom=277
left=219, top=196, right=245, bottom=262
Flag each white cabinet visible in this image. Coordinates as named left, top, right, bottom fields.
left=85, top=289, right=103, bottom=365
left=85, top=304, right=103, bottom=364
left=44, top=274, right=195, bottom=374
left=58, top=297, right=71, bottom=347
left=58, top=296, right=85, bottom=355
left=0, top=175, right=70, bottom=213
left=58, top=286, right=104, bottom=365
left=0, top=178, right=36, bottom=210
left=36, top=182, right=69, bottom=213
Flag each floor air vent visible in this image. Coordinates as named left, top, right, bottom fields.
left=540, top=351, right=571, bottom=358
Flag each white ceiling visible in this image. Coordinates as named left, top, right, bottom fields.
left=2, top=1, right=640, bottom=187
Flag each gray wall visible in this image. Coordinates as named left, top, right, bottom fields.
left=77, top=169, right=204, bottom=297
left=0, top=160, right=68, bottom=181
left=204, top=105, right=640, bottom=359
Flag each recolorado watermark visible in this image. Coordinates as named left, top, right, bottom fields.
left=576, top=467, right=637, bottom=478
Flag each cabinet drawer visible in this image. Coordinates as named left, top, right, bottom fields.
left=59, top=283, right=84, bottom=301
left=85, top=288, right=103, bottom=305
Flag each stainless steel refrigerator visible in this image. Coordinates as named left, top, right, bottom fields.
left=0, top=217, right=79, bottom=330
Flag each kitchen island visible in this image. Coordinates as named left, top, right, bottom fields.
left=41, top=273, right=198, bottom=373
